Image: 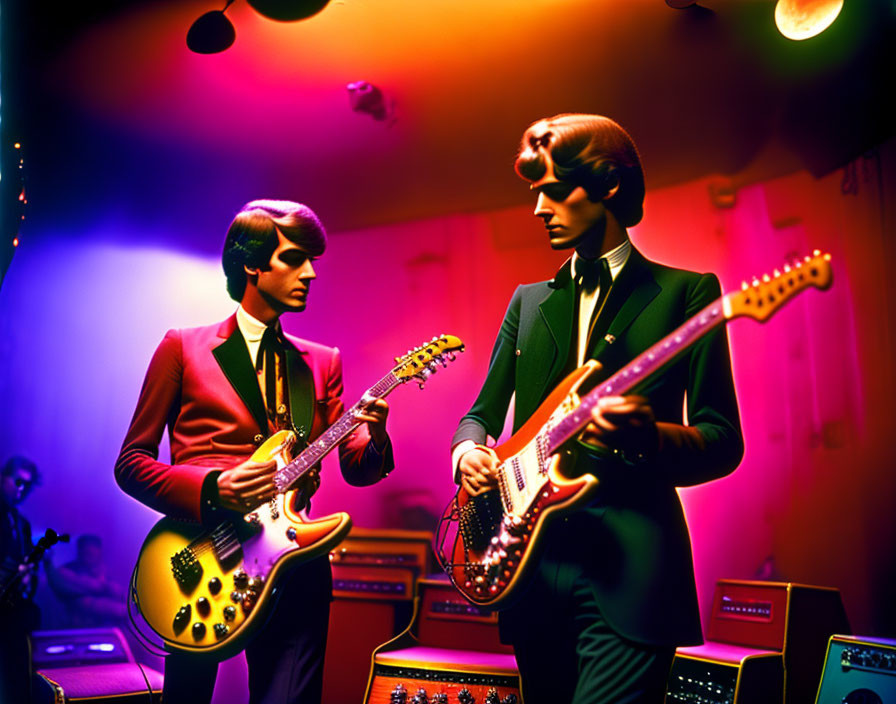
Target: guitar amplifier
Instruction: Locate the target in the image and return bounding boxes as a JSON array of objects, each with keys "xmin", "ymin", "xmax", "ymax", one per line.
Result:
[
  {"xmin": 666, "ymin": 579, "xmax": 850, "ymax": 704},
  {"xmin": 666, "ymin": 642, "xmax": 784, "ymax": 704},
  {"xmin": 323, "ymin": 529, "xmax": 432, "ymax": 704},
  {"xmin": 814, "ymin": 635, "xmax": 896, "ymax": 704},
  {"xmin": 365, "ymin": 577, "xmax": 522, "ymax": 704}
]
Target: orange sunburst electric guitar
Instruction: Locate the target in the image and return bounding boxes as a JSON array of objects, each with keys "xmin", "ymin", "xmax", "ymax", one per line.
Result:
[
  {"xmin": 437, "ymin": 253, "xmax": 832, "ymax": 609},
  {"xmin": 132, "ymin": 334, "xmax": 464, "ymax": 659}
]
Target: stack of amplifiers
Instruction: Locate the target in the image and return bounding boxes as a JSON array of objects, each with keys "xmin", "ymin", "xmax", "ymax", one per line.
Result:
[
  {"xmin": 365, "ymin": 576, "xmax": 522, "ymax": 704},
  {"xmin": 322, "ymin": 528, "xmax": 434, "ymax": 704},
  {"xmin": 815, "ymin": 635, "xmax": 896, "ymax": 704},
  {"xmin": 666, "ymin": 579, "xmax": 849, "ymax": 704}
]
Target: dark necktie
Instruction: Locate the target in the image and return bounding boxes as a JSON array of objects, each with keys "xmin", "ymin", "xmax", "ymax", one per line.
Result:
[
  {"xmin": 576, "ymin": 256, "xmax": 612, "ymax": 301},
  {"xmin": 257, "ymin": 324, "xmax": 288, "ymax": 429}
]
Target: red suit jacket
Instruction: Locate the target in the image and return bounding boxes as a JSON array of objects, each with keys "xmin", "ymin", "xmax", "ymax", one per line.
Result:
[{"xmin": 116, "ymin": 314, "xmax": 392, "ymax": 521}]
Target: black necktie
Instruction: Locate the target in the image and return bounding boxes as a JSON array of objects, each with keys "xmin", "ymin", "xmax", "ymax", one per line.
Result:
[{"xmin": 576, "ymin": 256, "xmax": 612, "ymax": 300}]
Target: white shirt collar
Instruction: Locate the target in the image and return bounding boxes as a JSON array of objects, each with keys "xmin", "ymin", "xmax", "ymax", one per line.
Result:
[
  {"xmin": 236, "ymin": 305, "xmax": 269, "ymax": 343},
  {"xmin": 571, "ymin": 237, "xmax": 631, "ymax": 283}
]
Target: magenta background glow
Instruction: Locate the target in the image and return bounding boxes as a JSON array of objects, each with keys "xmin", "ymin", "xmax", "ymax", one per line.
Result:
[{"xmin": 2, "ymin": 148, "xmax": 895, "ymax": 698}]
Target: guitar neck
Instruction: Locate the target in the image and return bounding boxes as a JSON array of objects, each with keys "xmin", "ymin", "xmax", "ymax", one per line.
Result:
[
  {"xmin": 274, "ymin": 371, "xmax": 401, "ymax": 492},
  {"xmin": 546, "ymin": 297, "xmax": 728, "ymax": 452}
]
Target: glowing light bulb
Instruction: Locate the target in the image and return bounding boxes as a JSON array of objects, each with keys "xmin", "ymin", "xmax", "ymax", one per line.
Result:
[{"xmin": 775, "ymin": 0, "xmax": 844, "ymax": 41}]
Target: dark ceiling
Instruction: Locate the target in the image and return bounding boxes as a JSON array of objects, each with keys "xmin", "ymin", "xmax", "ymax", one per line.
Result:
[{"xmin": 5, "ymin": 0, "xmax": 895, "ymax": 246}]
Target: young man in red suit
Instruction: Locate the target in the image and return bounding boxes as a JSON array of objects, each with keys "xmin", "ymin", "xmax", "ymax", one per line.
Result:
[{"xmin": 116, "ymin": 199, "xmax": 394, "ymax": 704}]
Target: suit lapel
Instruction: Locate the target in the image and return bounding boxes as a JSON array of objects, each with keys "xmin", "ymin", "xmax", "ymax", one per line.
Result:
[
  {"xmin": 212, "ymin": 325, "xmax": 269, "ymax": 436},
  {"xmin": 284, "ymin": 344, "xmax": 314, "ymax": 443},
  {"xmin": 537, "ymin": 260, "xmax": 576, "ymax": 394},
  {"xmin": 589, "ymin": 248, "xmax": 661, "ymax": 361}
]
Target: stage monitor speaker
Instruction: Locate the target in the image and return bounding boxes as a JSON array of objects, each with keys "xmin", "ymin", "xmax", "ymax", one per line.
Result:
[
  {"xmin": 815, "ymin": 635, "xmax": 896, "ymax": 704},
  {"xmin": 31, "ymin": 628, "xmax": 163, "ymax": 704}
]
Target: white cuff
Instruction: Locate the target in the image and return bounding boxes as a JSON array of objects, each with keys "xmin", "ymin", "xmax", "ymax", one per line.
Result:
[{"xmin": 451, "ymin": 440, "xmax": 480, "ymax": 484}]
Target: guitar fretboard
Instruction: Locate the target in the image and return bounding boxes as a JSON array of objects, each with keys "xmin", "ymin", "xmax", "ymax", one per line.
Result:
[
  {"xmin": 273, "ymin": 371, "xmax": 401, "ymax": 492},
  {"xmin": 545, "ymin": 298, "xmax": 727, "ymax": 453}
]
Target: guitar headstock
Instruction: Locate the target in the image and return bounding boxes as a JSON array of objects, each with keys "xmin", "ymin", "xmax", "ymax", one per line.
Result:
[
  {"xmin": 724, "ymin": 250, "xmax": 832, "ymax": 322},
  {"xmin": 394, "ymin": 334, "xmax": 465, "ymax": 387}
]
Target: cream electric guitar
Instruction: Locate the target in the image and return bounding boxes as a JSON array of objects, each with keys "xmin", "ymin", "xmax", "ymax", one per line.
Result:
[
  {"xmin": 132, "ymin": 335, "xmax": 463, "ymax": 658},
  {"xmin": 438, "ymin": 253, "xmax": 832, "ymax": 608}
]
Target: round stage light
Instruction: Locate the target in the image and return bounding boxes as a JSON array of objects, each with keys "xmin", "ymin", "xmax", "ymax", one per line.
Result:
[{"xmin": 775, "ymin": 0, "xmax": 845, "ymax": 41}]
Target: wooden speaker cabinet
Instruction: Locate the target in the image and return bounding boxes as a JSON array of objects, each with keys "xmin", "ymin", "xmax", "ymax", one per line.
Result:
[{"xmin": 322, "ymin": 529, "xmax": 432, "ymax": 704}]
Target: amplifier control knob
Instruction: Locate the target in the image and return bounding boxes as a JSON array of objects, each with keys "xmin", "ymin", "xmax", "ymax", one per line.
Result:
[
  {"xmin": 173, "ymin": 604, "xmax": 191, "ymax": 633},
  {"xmin": 501, "ymin": 696, "xmax": 517, "ymax": 704},
  {"xmin": 231, "ymin": 590, "xmax": 244, "ymax": 603},
  {"xmin": 485, "ymin": 688, "xmax": 500, "ymax": 704},
  {"xmin": 431, "ymin": 694, "xmax": 448, "ymax": 704},
  {"xmin": 410, "ymin": 688, "xmax": 428, "ymax": 704},
  {"xmin": 192, "ymin": 622, "xmax": 206, "ymax": 640},
  {"xmin": 233, "ymin": 570, "xmax": 249, "ymax": 588},
  {"xmin": 457, "ymin": 688, "xmax": 475, "ymax": 704},
  {"xmin": 213, "ymin": 623, "xmax": 229, "ymax": 638},
  {"xmin": 390, "ymin": 683, "xmax": 407, "ymax": 703},
  {"xmin": 208, "ymin": 577, "xmax": 222, "ymax": 595},
  {"xmin": 223, "ymin": 605, "xmax": 237, "ymax": 621}
]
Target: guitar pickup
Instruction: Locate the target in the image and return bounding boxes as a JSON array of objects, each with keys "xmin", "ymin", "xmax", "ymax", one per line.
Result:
[{"xmin": 170, "ymin": 548, "xmax": 203, "ymax": 589}]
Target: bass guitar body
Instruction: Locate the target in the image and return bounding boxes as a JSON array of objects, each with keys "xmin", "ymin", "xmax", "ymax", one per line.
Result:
[
  {"xmin": 444, "ymin": 362, "xmax": 602, "ymax": 609},
  {"xmin": 132, "ymin": 430, "xmax": 351, "ymax": 659}
]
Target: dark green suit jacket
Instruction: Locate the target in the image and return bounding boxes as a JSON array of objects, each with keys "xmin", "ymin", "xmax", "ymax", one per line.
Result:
[{"xmin": 453, "ymin": 247, "xmax": 743, "ymax": 646}]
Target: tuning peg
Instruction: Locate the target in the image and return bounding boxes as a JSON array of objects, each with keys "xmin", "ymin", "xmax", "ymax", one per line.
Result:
[
  {"xmin": 762, "ymin": 273, "xmax": 771, "ymax": 283},
  {"xmin": 752, "ymin": 277, "xmax": 760, "ymax": 287},
  {"xmin": 773, "ymin": 269, "xmax": 781, "ymax": 278},
  {"xmin": 784, "ymin": 264, "xmax": 791, "ymax": 273},
  {"xmin": 741, "ymin": 281, "xmax": 748, "ymax": 291},
  {"xmin": 805, "ymin": 254, "xmax": 812, "ymax": 262}
]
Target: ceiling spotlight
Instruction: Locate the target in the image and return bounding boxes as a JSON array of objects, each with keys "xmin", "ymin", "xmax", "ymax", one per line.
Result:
[
  {"xmin": 247, "ymin": 0, "xmax": 331, "ymax": 22},
  {"xmin": 775, "ymin": 0, "xmax": 844, "ymax": 40},
  {"xmin": 187, "ymin": 1, "xmax": 236, "ymax": 54}
]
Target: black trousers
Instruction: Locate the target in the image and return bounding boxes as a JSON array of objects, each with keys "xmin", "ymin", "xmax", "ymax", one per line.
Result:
[
  {"xmin": 501, "ymin": 558, "xmax": 676, "ymax": 704},
  {"xmin": 162, "ymin": 556, "xmax": 332, "ymax": 704}
]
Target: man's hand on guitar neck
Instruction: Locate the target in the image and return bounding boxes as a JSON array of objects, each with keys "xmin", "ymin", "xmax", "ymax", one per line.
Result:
[
  {"xmin": 216, "ymin": 457, "xmax": 278, "ymax": 512},
  {"xmin": 355, "ymin": 398, "xmax": 390, "ymax": 450},
  {"xmin": 458, "ymin": 446, "xmax": 500, "ymax": 496},
  {"xmin": 580, "ymin": 395, "xmax": 660, "ymax": 463}
]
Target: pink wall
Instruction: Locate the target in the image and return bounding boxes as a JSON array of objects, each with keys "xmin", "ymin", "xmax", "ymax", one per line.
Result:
[{"xmin": 1, "ymin": 143, "xmax": 893, "ymax": 644}]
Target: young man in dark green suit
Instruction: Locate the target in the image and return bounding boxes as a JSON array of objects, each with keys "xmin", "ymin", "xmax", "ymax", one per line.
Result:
[{"xmin": 452, "ymin": 114, "xmax": 744, "ymax": 703}]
